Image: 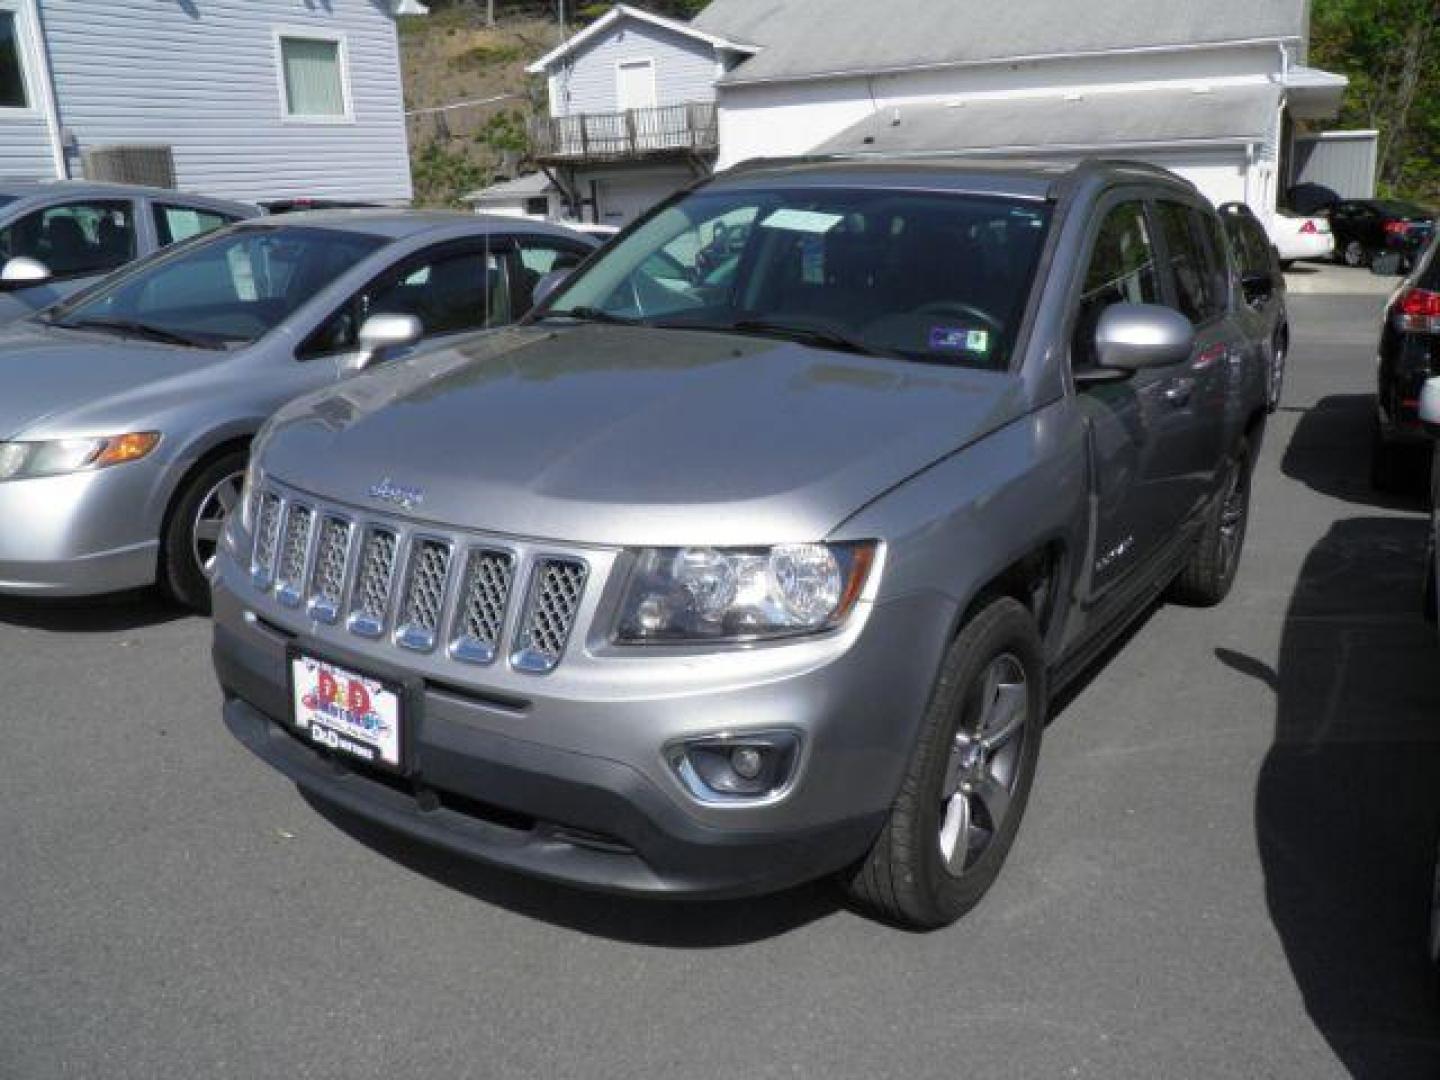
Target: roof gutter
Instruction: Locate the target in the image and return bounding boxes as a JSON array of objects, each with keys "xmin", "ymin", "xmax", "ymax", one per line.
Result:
[{"xmin": 718, "ymin": 34, "xmax": 1305, "ymax": 88}]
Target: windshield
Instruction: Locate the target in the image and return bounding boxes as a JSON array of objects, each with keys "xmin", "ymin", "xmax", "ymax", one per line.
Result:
[
  {"xmin": 542, "ymin": 187, "xmax": 1052, "ymax": 370},
  {"xmin": 1377, "ymin": 200, "xmax": 1432, "ymax": 219},
  {"xmin": 46, "ymin": 225, "xmax": 386, "ymax": 348}
]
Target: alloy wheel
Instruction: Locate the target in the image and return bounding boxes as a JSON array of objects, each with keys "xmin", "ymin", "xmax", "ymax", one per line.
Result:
[
  {"xmin": 1217, "ymin": 459, "xmax": 1248, "ymax": 579},
  {"xmin": 191, "ymin": 469, "xmax": 244, "ymax": 577},
  {"xmin": 937, "ymin": 653, "xmax": 1028, "ymax": 876},
  {"xmin": 1344, "ymin": 240, "xmax": 1365, "ymax": 268},
  {"xmin": 1270, "ymin": 338, "xmax": 1286, "ymax": 409}
]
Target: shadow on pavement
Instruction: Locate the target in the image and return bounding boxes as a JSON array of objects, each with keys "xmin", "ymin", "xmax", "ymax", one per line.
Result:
[
  {"xmin": 1280, "ymin": 393, "xmax": 1430, "ymax": 512},
  {"xmin": 1222, "ymin": 393, "xmax": 1440, "ymax": 1076},
  {"xmin": 306, "ymin": 794, "xmax": 844, "ymax": 947},
  {"xmin": 0, "ymin": 588, "xmax": 184, "ymax": 632}
]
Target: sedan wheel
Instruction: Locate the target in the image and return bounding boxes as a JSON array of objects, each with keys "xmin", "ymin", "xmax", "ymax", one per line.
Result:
[
  {"xmin": 1343, "ymin": 239, "xmax": 1368, "ymax": 268},
  {"xmin": 192, "ymin": 470, "xmax": 244, "ymax": 577}
]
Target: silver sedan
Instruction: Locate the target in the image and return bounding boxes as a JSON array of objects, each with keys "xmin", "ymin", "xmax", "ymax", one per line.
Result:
[{"xmin": 0, "ymin": 211, "xmax": 596, "ymax": 609}]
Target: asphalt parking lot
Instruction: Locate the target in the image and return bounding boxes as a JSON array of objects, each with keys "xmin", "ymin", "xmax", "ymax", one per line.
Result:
[{"xmin": 5, "ymin": 265, "xmax": 1439, "ymax": 1079}]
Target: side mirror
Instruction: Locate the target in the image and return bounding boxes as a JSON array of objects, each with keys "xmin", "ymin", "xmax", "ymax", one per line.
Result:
[
  {"xmin": 1420, "ymin": 376, "xmax": 1440, "ymax": 438},
  {"xmin": 1241, "ymin": 272, "xmax": 1273, "ymax": 305},
  {"xmin": 346, "ymin": 313, "xmax": 422, "ymax": 373},
  {"xmin": 1094, "ymin": 302, "xmax": 1196, "ymax": 371},
  {"xmin": 0, "ymin": 256, "xmax": 52, "ymax": 289},
  {"xmin": 531, "ymin": 269, "xmax": 571, "ymax": 311}
]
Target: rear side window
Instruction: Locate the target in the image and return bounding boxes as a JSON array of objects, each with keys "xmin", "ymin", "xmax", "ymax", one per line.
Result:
[
  {"xmin": 1072, "ymin": 201, "xmax": 1160, "ymax": 368},
  {"xmin": 1155, "ymin": 201, "xmax": 1224, "ymax": 324},
  {"xmin": 153, "ymin": 204, "xmax": 240, "ymax": 246},
  {"xmin": 1222, "ymin": 213, "xmax": 1273, "ymax": 279}
]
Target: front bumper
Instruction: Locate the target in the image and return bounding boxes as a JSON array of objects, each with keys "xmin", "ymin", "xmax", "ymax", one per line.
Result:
[
  {"xmin": 213, "ymin": 565, "xmax": 952, "ymax": 898},
  {"xmin": 0, "ymin": 467, "xmax": 161, "ymax": 596}
]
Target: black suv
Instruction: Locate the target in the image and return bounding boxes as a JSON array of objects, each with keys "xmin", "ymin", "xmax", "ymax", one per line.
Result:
[{"xmin": 1373, "ymin": 236, "xmax": 1440, "ymax": 488}]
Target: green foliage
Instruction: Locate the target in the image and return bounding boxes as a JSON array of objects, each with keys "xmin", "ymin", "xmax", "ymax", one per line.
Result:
[
  {"xmin": 1311, "ymin": 0, "xmax": 1440, "ymax": 203},
  {"xmin": 449, "ymin": 42, "xmax": 525, "ymax": 70},
  {"xmin": 476, "ymin": 109, "xmax": 530, "ymax": 153},
  {"xmin": 411, "ymin": 141, "xmax": 490, "ymax": 208}
]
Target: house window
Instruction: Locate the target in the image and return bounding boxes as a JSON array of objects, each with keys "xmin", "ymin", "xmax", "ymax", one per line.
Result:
[
  {"xmin": 0, "ymin": 10, "xmax": 30, "ymax": 110},
  {"xmin": 278, "ymin": 35, "xmax": 348, "ymax": 119}
]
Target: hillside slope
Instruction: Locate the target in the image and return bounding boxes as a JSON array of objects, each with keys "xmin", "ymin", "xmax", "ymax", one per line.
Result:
[{"xmin": 399, "ymin": 10, "xmax": 561, "ymax": 206}]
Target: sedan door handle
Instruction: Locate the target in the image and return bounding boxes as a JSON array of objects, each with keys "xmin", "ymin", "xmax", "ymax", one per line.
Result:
[{"xmin": 1163, "ymin": 378, "xmax": 1194, "ymax": 407}]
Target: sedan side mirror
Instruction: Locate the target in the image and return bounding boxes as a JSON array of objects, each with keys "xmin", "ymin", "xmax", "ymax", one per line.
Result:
[
  {"xmin": 346, "ymin": 313, "xmax": 422, "ymax": 373},
  {"xmin": 0, "ymin": 256, "xmax": 52, "ymax": 290},
  {"xmin": 1094, "ymin": 303, "xmax": 1196, "ymax": 371},
  {"xmin": 1420, "ymin": 376, "xmax": 1440, "ymax": 438},
  {"xmin": 531, "ymin": 270, "xmax": 571, "ymax": 311}
]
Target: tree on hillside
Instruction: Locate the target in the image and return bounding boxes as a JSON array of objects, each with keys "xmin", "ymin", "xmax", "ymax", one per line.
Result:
[{"xmin": 1311, "ymin": 0, "xmax": 1440, "ymax": 201}]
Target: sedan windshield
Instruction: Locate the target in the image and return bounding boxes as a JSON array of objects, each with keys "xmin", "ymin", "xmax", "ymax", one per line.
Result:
[
  {"xmin": 46, "ymin": 225, "xmax": 386, "ymax": 348},
  {"xmin": 542, "ymin": 187, "xmax": 1052, "ymax": 370}
]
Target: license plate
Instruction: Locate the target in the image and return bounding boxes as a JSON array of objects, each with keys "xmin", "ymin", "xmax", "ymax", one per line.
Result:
[{"xmin": 290, "ymin": 653, "xmax": 403, "ymax": 771}]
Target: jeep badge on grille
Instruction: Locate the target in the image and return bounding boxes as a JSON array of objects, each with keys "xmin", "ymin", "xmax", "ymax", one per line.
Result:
[{"xmin": 368, "ymin": 478, "xmax": 425, "ymax": 511}]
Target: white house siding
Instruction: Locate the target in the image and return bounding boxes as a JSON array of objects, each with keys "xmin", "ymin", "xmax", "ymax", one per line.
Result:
[
  {"xmin": 0, "ymin": 114, "xmax": 53, "ymax": 176},
  {"xmin": 549, "ymin": 17, "xmax": 718, "ymax": 119},
  {"xmin": 36, "ymin": 0, "xmax": 412, "ymax": 203}
]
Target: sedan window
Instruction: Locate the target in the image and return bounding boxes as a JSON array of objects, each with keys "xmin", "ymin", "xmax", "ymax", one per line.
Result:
[
  {"xmin": 152, "ymin": 203, "xmax": 242, "ymax": 246},
  {"xmin": 0, "ymin": 200, "xmax": 136, "ymax": 279},
  {"xmin": 47, "ymin": 226, "xmax": 385, "ymax": 348}
]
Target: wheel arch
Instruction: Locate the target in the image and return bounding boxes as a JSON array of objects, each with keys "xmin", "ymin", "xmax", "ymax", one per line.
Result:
[{"xmin": 155, "ymin": 431, "xmax": 256, "ymax": 578}]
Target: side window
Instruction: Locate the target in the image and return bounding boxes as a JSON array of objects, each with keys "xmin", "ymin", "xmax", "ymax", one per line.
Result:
[
  {"xmin": 514, "ymin": 238, "xmax": 589, "ymax": 315},
  {"xmin": 0, "ymin": 200, "xmax": 136, "ymax": 278},
  {"xmin": 301, "ymin": 244, "xmax": 511, "ymax": 359},
  {"xmin": 153, "ymin": 204, "xmax": 239, "ymax": 247},
  {"xmin": 1072, "ymin": 201, "xmax": 1161, "ymax": 369},
  {"xmin": 1155, "ymin": 201, "xmax": 1223, "ymax": 324}
]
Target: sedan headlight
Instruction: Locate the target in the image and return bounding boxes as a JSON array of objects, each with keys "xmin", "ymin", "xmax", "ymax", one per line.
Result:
[
  {"xmin": 614, "ymin": 542, "xmax": 878, "ymax": 644},
  {"xmin": 0, "ymin": 432, "xmax": 160, "ymax": 482}
]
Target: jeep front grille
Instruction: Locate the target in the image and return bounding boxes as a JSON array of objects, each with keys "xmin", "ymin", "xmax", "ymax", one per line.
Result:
[
  {"xmin": 247, "ymin": 485, "xmax": 589, "ymax": 673},
  {"xmin": 450, "ymin": 549, "xmax": 515, "ymax": 664},
  {"xmin": 349, "ymin": 528, "xmax": 399, "ymax": 638},
  {"xmin": 275, "ymin": 504, "xmax": 313, "ymax": 606},
  {"xmin": 307, "ymin": 516, "xmax": 352, "ymax": 623},
  {"xmin": 512, "ymin": 559, "xmax": 588, "ymax": 673},
  {"xmin": 395, "ymin": 538, "xmax": 453, "ymax": 652}
]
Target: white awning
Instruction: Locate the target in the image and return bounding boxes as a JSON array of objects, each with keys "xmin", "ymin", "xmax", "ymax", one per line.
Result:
[{"xmin": 1280, "ymin": 65, "xmax": 1348, "ymax": 120}]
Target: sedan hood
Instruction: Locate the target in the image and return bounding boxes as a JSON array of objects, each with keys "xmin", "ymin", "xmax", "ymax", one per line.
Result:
[
  {"xmin": 0, "ymin": 322, "xmax": 216, "ymax": 439},
  {"xmin": 263, "ymin": 325, "xmax": 1025, "ymax": 546}
]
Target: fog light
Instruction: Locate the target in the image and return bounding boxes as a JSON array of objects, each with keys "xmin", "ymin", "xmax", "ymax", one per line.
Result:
[
  {"xmin": 731, "ymin": 747, "xmax": 764, "ymax": 780},
  {"xmin": 668, "ymin": 731, "xmax": 801, "ymax": 804}
]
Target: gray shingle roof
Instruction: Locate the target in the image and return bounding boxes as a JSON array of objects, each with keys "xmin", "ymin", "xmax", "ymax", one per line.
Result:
[
  {"xmin": 811, "ymin": 84, "xmax": 1283, "ymax": 155},
  {"xmin": 693, "ymin": 0, "xmax": 1308, "ymax": 84}
]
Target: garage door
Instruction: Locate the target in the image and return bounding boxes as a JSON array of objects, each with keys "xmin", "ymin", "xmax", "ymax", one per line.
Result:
[{"xmin": 594, "ymin": 174, "xmax": 688, "ymax": 226}]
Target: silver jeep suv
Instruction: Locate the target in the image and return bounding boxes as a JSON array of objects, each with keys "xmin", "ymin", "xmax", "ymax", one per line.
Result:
[{"xmin": 214, "ymin": 158, "xmax": 1267, "ymax": 927}]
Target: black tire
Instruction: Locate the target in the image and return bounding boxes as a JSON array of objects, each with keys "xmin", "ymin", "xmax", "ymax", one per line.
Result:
[
  {"xmin": 159, "ymin": 449, "xmax": 248, "ymax": 614},
  {"xmin": 1170, "ymin": 440, "xmax": 1252, "ymax": 607},
  {"xmin": 843, "ymin": 597, "xmax": 1046, "ymax": 929},
  {"xmin": 1370, "ymin": 422, "xmax": 1407, "ymax": 493},
  {"xmin": 1268, "ymin": 330, "xmax": 1288, "ymax": 413}
]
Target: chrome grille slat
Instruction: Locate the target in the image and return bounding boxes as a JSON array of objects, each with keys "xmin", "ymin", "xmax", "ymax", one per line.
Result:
[
  {"xmin": 395, "ymin": 538, "xmax": 453, "ymax": 652},
  {"xmin": 449, "ymin": 549, "xmax": 515, "ymax": 665},
  {"xmin": 512, "ymin": 559, "xmax": 588, "ymax": 674},
  {"xmin": 250, "ymin": 491, "xmax": 284, "ymax": 588},
  {"xmin": 275, "ymin": 504, "xmax": 314, "ymax": 607},
  {"xmin": 307, "ymin": 516, "xmax": 352, "ymax": 624},
  {"xmin": 348, "ymin": 528, "xmax": 399, "ymax": 639}
]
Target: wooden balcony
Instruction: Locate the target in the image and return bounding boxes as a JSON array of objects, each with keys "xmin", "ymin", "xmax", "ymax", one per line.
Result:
[{"xmin": 532, "ymin": 102, "xmax": 718, "ymax": 165}]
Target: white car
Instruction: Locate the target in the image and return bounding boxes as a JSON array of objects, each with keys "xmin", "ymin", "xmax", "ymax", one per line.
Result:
[{"xmin": 1270, "ymin": 210, "xmax": 1334, "ymax": 266}]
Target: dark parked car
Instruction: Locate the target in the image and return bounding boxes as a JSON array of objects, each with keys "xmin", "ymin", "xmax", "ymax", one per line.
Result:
[
  {"xmin": 214, "ymin": 158, "xmax": 1269, "ymax": 928},
  {"xmin": 1327, "ymin": 198, "xmax": 1435, "ymax": 270},
  {"xmin": 1219, "ymin": 202, "xmax": 1290, "ymax": 411},
  {"xmin": 1371, "ymin": 238, "xmax": 1440, "ymax": 488}
]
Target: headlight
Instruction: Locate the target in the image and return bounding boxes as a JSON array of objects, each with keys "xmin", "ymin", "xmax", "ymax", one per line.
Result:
[
  {"xmin": 614, "ymin": 542, "xmax": 878, "ymax": 644},
  {"xmin": 0, "ymin": 432, "xmax": 160, "ymax": 482}
]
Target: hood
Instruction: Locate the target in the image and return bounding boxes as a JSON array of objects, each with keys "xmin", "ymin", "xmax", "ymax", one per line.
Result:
[
  {"xmin": 0, "ymin": 321, "xmax": 219, "ymax": 439},
  {"xmin": 262, "ymin": 324, "xmax": 1026, "ymax": 546}
]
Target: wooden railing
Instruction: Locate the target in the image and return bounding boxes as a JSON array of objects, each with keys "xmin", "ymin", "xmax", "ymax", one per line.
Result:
[{"xmin": 532, "ymin": 102, "xmax": 718, "ymax": 162}]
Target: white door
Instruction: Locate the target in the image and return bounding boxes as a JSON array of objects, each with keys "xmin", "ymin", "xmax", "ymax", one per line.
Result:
[{"xmin": 615, "ymin": 59, "xmax": 656, "ymax": 112}]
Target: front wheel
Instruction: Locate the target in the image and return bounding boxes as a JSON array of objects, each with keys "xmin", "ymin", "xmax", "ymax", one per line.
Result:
[
  {"xmin": 1268, "ymin": 332, "xmax": 1288, "ymax": 413},
  {"xmin": 159, "ymin": 449, "xmax": 248, "ymax": 614},
  {"xmin": 1342, "ymin": 239, "xmax": 1370, "ymax": 268},
  {"xmin": 1170, "ymin": 441, "xmax": 1252, "ymax": 607},
  {"xmin": 843, "ymin": 597, "xmax": 1046, "ymax": 929}
]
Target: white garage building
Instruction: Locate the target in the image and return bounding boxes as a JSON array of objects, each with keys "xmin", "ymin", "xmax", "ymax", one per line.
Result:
[{"xmin": 522, "ymin": 0, "xmax": 1352, "ymax": 227}]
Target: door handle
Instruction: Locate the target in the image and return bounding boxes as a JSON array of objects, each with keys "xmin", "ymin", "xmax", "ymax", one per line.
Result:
[{"xmin": 1163, "ymin": 378, "xmax": 1194, "ymax": 407}]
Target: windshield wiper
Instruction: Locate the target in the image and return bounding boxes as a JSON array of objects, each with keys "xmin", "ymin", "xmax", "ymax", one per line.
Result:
[
  {"xmin": 58, "ymin": 317, "xmax": 217, "ymax": 349},
  {"xmin": 685, "ymin": 317, "xmax": 901, "ymax": 361},
  {"xmin": 546, "ymin": 306, "xmax": 644, "ymax": 327}
]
